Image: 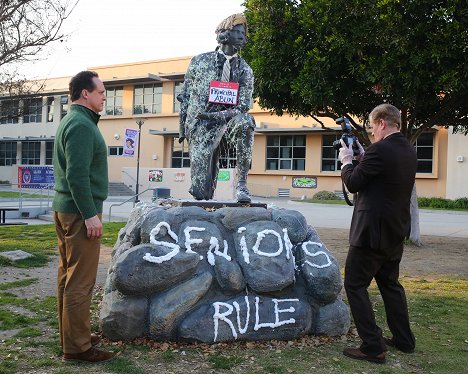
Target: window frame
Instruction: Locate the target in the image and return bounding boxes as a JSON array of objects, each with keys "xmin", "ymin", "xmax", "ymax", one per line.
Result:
[
  {"xmin": 0, "ymin": 141, "xmax": 17, "ymax": 166},
  {"xmin": 103, "ymin": 86, "xmax": 123, "ymax": 116},
  {"xmin": 21, "ymin": 141, "xmax": 41, "ymax": 165},
  {"xmin": 321, "ymin": 134, "xmax": 342, "ymax": 172},
  {"xmin": 133, "ymin": 83, "xmax": 163, "ymax": 115},
  {"xmin": 108, "ymin": 146, "xmax": 124, "ymax": 156},
  {"xmin": 265, "ymin": 135, "xmax": 306, "ymax": 171}
]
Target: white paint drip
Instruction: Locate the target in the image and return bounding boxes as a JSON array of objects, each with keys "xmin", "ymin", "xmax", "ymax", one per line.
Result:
[
  {"xmin": 233, "ymin": 296, "xmax": 250, "ymax": 334},
  {"xmin": 184, "ymin": 226, "xmax": 205, "ymax": 254},
  {"xmin": 282, "ymin": 228, "xmax": 294, "ymax": 260},
  {"xmin": 144, "ymin": 221, "xmax": 180, "ymax": 263},
  {"xmin": 254, "ymin": 297, "xmax": 298, "ymax": 331},
  {"xmin": 301, "ymin": 241, "xmax": 332, "ymax": 270},
  {"xmin": 213, "ymin": 302, "xmax": 237, "ymax": 341},
  {"xmin": 213, "ymin": 296, "xmax": 299, "ymax": 341}
]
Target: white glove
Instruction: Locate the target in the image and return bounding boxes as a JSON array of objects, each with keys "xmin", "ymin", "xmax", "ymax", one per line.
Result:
[
  {"xmin": 355, "ymin": 140, "xmax": 365, "ymax": 161},
  {"xmin": 338, "ymin": 139, "xmax": 353, "ymax": 167}
]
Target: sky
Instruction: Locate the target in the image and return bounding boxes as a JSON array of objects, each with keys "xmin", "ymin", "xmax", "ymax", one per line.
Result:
[{"xmin": 22, "ymin": 0, "xmax": 245, "ymax": 79}]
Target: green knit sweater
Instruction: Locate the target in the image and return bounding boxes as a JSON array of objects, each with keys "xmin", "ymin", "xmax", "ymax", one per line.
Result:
[{"xmin": 52, "ymin": 104, "xmax": 108, "ymax": 219}]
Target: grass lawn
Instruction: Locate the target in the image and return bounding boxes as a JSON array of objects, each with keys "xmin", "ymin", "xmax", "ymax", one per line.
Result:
[
  {"xmin": 0, "ymin": 191, "xmax": 51, "ymax": 198},
  {"xmin": 1, "ymin": 223, "xmax": 467, "ymax": 373}
]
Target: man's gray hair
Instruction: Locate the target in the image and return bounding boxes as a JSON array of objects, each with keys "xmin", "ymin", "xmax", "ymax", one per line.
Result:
[{"xmin": 369, "ymin": 103, "xmax": 401, "ymax": 128}]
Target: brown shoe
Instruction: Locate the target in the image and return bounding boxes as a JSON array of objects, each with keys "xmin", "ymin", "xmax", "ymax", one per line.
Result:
[
  {"xmin": 383, "ymin": 336, "xmax": 415, "ymax": 353},
  {"xmin": 63, "ymin": 347, "xmax": 118, "ymax": 363},
  {"xmin": 91, "ymin": 334, "xmax": 101, "ymax": 347},
  {"xmin": 343, "ymin": 347, "xmax": 386, "ymax": 364}
]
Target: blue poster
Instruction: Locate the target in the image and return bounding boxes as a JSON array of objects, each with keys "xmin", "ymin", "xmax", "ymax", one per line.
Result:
[{"xmin": 18, "ymin": 166, "xmax": 54, "ymax": 189}]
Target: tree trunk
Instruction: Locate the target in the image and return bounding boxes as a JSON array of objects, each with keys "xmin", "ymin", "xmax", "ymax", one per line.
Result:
[{"xmin": 408, "ymin": 183, "xmax": 423, "ymax": 246}]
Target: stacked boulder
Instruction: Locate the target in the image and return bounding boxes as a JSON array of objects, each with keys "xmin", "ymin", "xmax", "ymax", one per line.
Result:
[{"xmin": 100, "ymin": 203, "xmax": 350, "ymax": 343}]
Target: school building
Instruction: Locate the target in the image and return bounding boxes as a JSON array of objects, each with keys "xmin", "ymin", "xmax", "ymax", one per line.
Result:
[{"xmin": 0, "ymin": 56, "xmax": 467, "ymax": 200}]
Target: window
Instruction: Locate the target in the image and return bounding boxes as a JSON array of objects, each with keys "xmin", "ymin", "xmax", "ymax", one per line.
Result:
[
  {"xmin": 23, "ymin": 98, "xmax": 43, "ymax": 123},
  {"xmin": 173, "ymin": 81, "xmax": 184, "ymax": 113},
  {"xmin": 321, "ymin": 134, "xmax": 342, "ymax": 171},
  {"xmin": 60, "ymin": 96, "xmax": 68, "ymax": 119},
  {"xmin": 0, "ymin": 141, "xmax": 17, "ymax": 166},
  {"xmin": 104, "ymin": 87, "xmax": 123, "ymax": 115},
  {"xmin": 218, "ymin": 138, "xmax": 237, "ymax": 168},
  {"xmin": 172, "ymin": 138, "xmax": 190, "ymax": 167},
  {"xmin": 133, "ymin": 84, "xmax": 162, "ymax": 114},
  {"xmin": 266, "ymin": 135, "xmax": 306, "ymax": 170},
  {"xmin": 47, "ymin": 97, "xmax": 55, "ymax": 122},
  {"xmin": 45, "ymin": 141, "xmax": 54, "ymax": 165},
  {"xmin": 21, "ymin": 141, "xmax": 41, "ymax": 165},
  {"xmin": 0, "ymin": 99, "xmax": 19, "ymax": 124},
  {"xmin": 171, "ymin": 137, "xmax": 238, "ymax": 168},
  {"xmin": 108, "ymin": 146, "xmax": 123, "ymax": 156},
  {"xmin": 415, "ymin": 132, "xmax": 434, "ymax": 173}
]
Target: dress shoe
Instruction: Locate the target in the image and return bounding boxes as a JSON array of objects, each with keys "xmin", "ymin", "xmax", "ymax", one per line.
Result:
[
  {"xmin": 91, "ymin": 334, "xmax": 101, "ymax": 347},
  {"xmin": 343, "ymin": 347, "xmax": 386, "ymax": 364},
  {"xmin": 383, "ymin": 336, "xmax": 415, "ymax": 353},
  {"xmin": 63, "ymin": 347, "xmax": 118, "ymax": 363}
]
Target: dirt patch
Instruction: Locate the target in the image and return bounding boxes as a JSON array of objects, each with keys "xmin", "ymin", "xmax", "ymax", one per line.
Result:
[{"xmin": 315, "ymin": 228, "xmax": 468, "ymax": 278}]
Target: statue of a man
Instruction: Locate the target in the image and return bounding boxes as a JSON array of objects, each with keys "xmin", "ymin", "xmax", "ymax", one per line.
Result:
[{"xmin": 177, "ymin": 13, "xmax": 255, "ymax": 203}]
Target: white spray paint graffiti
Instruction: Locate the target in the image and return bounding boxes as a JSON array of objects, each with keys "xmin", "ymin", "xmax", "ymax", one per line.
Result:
[
  {"xmin": 238, "ymin": 227, "xmax": 294, "ymax": 265},
  {"xmin": 213, "ymin": 296, "xmax": 299, "ymax": 341},
  {"xmin": 143, "ymin": 222, "xmax": 180, "ymax": 264},
  {"xmin": 300, "ymin": 241, "xmax": 332, "ymax": 276},
  {"xmin": 143, "ymin": 222, "xmax": 295, "ymax": 267}
]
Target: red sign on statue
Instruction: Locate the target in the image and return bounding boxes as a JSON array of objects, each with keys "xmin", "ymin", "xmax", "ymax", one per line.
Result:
[{"xmin": 208, "ymin": 81, "xmax": 239, "ymax": 105}]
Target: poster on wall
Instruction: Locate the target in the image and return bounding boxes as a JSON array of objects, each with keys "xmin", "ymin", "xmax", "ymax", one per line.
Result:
[
  {"xmin": 123, "ymin": 128, "xmax": 138, "ymax": 157},
  {"xmin": 17, "ymin": 166, "xmax": 54, "ymax": 189},
  {"xmin": 217, "ymin": 170, "xmax": 231, "ymax": 181},
  {"xmin": 149, "ymin": 169, "xmax": 163, "ymax": 182},
  {"xmin": 174, "ymin": 172, "xmax": 185, "ymax": 182},
  {"xmin": 292, "ymin": 176, "xmax": 317, "ymax": 189}
]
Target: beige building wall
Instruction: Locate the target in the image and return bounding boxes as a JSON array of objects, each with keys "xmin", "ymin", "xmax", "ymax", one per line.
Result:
[
  {"xmin": 1, "ymin": 56, "xmax": 460, "ymax": 200},
  {"xmin": 446, "ymin": 131, "xmax": 468, "ymax": 199}
]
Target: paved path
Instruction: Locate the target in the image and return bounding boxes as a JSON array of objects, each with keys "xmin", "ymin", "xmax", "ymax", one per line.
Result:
[{"xmin": 2, "ymin": 196, "xmax": 468, "ymax": 238}]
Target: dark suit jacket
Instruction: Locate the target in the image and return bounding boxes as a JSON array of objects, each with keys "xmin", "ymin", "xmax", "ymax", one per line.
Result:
[{"xmin": 341, "ymin": 132, "xmax": 417, "ymax": 249}]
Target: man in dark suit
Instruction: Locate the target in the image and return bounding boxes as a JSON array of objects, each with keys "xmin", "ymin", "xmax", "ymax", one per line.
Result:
[{"xmin": 338, "ymin": 103, "xmax": 417, "ymax": 364}]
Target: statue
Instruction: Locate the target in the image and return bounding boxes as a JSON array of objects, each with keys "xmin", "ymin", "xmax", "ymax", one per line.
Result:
[{"xmin": 177, "ymin": 14, "xmax": 255, "ymax": 203}]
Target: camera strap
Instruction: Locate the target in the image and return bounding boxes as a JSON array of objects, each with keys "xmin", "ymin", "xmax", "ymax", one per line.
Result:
[{"xmin": 342, "ymin": 180, "xmax": 355, "ymax": 206}]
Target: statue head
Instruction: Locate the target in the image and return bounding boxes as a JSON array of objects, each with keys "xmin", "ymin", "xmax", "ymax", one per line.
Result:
[{"xmin": 215, "ymin": 13, "xmax": 248, "ymax": 51}]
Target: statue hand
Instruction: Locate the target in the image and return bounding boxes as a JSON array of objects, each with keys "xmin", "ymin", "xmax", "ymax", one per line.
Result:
[{"xmin": 197, "ymin": 112, "xmax": 217, "ymax": 121}]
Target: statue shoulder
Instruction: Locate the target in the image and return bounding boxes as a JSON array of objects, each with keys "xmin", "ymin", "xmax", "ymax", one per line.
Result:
[{"xmin": 191, "ymin": 51, "xmax": 217, "ymax": 64}]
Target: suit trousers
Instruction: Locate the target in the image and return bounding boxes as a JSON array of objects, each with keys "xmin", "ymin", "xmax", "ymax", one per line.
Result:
[
  {"xmin": 54, "ymin": 212, "xmax": 101, "ymax": 354},
  {"xmin": 344, "ymin": 244, "xmax": 415, "ymax": 355}
]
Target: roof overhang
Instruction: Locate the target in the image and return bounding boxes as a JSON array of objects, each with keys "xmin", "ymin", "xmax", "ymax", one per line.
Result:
[
  {"xmin": 103, "ymin": 73, "xmax": 169, "ymax": 86},
  {"xmin": 1, "ymin": 136, "xmax": 55, "ymax": 141},
  {"xmin": 149, "ymin": 129, "xmax": 179, "ymax": 136},
  {"xmin": 254, "ymin": 126, "xmax": 341, "ymax": 133}
]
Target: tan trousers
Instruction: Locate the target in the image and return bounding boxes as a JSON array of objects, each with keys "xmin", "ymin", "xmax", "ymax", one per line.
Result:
[{"xmin": 54, "ymin": 212, "xmax": 101, "ymax": 354}]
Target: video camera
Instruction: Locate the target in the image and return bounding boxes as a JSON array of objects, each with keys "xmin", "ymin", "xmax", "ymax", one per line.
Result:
[{"xmin": 332, "ymin": 117, "xmax": 360, "ymax": 156}]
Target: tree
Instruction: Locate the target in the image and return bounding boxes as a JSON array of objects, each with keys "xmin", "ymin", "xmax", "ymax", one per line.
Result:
[
  {"xmin": 243, "ymin": 0, "xmax": 468, "ymax": 144},
  {"xmin": 0, "ymin": 0, "xmax": 78, "ymax": 121},
  {"xmin": 243, "ymin": 0, "xmax": 467, "ymax": 245}
]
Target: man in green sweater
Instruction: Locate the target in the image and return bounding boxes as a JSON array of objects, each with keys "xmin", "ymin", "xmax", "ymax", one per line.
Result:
[{"xmin": 53, "ymin": 71, "xmax": 116, "ymax": 363}]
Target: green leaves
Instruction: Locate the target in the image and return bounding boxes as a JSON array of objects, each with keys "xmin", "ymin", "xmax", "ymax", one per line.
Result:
[{"xmin": 244, "ymin": 0, "xmax": 468, "ymax": 137}]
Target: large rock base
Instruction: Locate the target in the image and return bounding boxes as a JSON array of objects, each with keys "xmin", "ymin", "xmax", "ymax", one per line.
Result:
[{"xmin": 100, "ymin": 202, "xmax": 350, "ymax": 343}]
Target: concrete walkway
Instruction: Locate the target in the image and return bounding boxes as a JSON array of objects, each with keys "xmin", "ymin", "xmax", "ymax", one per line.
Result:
[{"xmin": 2, "ymin": 196, "xmax": 468, "ymax": 238}]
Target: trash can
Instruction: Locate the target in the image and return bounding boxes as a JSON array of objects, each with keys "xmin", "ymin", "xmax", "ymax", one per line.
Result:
[{"xmin": 153, "ymin": 187, "xmax": 171, "ymax": 200}]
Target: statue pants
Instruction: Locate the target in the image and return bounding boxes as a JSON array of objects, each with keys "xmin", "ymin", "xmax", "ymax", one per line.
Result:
[{"xmin": 188, "ymin": 113, "xmax": 254, "ymax": 200}]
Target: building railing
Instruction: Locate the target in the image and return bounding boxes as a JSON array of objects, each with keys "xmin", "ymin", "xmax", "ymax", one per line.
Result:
[{"xmin": 108, "ymin": 188, "xmax": 155, "ymax": 222}]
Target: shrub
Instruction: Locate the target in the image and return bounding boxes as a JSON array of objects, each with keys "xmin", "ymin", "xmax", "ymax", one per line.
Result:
[
  {"xmin": 417, "ymin": 197, "xmax": 468, "ymax": 210},
  {"xmin": 312, "ymin": 190, "xmax": 341, "ymax": 200}
]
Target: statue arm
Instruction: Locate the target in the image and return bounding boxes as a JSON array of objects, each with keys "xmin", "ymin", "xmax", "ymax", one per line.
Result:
[{"xmin": 197, "ymin": 63, "xmax": 254, "ymax": 123}]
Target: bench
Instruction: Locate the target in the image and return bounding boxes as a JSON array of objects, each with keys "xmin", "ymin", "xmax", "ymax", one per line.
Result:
[{"xmin": 0, "ymin": 208, "xmax": 28, "ymax": 226}]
